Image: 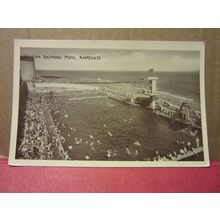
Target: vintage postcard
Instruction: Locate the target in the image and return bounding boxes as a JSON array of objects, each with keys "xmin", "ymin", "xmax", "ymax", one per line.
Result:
[{"xmin": 9, "ymin": 40, "xmax": 209, "ymax": 167}]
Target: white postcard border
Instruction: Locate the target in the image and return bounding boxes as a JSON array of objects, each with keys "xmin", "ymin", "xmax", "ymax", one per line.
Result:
[{"xmin": 9, "ymin": 40, "xmax": 209, "ymax": 167}]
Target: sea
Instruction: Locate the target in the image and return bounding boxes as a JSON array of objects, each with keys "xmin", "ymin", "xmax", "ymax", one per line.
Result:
[{"xmin": 41, "ymin": 70, "xmax": 202, "ymax": 161}]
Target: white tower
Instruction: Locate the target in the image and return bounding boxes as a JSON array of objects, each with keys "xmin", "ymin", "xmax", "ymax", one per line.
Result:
[{"xmin": 148, "ymin": 77, "xmax": 158, "ymax": 95}]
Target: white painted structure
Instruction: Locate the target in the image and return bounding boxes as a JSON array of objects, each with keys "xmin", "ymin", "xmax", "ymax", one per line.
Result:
[
  {"xmin": 148, "ymin": 77, "xmax": 158, "ymax": 95},
  {"xmin": 33, "ymin": 82, "xmax": 99, "ymax": 93}
]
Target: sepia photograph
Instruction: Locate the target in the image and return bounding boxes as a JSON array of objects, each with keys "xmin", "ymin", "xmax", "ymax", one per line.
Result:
[{"xmin": 9, "ymin": 40, "xmax": 209, "ymax": 167}]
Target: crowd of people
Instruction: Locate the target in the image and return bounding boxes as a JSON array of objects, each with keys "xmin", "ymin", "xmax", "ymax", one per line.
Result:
[
  {"xmin": 152, "ymin": 137, "xmax": 202, "ymax": 161},
  {"xmin": 49, "ymin": 124, "xmax": 71, "ymax": 160},
  {"xmin": 17, "ymin": 95, "xmax": 54, "ymax": 160}
]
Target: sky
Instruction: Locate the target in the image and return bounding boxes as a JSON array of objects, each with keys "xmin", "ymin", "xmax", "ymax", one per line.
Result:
[{"xmin": 21, "ymin": 48, "xmax": 200, "ymax": 72}]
